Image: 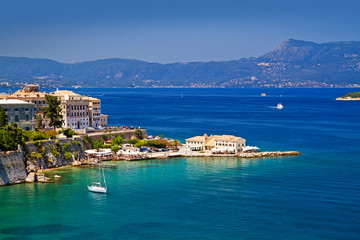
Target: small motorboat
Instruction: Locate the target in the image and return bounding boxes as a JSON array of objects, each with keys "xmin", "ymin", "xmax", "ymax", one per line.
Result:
[
  {"xmin": 88, "ymin": 182, "xmax": 107, "ymax": 194},
  {"xmin": 276, "ymin": 103, "xmax": 284, "ymax": 109}
]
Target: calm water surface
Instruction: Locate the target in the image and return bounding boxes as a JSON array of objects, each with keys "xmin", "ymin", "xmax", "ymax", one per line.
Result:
[{"xmin": 0, "ymin": 88, "xmax": 360, "ymax": 239}]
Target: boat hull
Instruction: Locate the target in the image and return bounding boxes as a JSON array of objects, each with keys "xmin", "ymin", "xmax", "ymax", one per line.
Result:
[{"xmin": 87, "ymin": 185, "xmax": 107, "ymax": 194}]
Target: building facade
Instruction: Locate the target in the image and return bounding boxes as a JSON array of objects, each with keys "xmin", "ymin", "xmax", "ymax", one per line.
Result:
[
  {"xmin": 8, "ymin": 84, "xmax": 47, "ymax": 116},
  {"xmin": 186, "ymin": 134, "xmax": 246, "ymax": 153},
  {"xmin": 0, "ymin": 99, "xmax": 36, "ymax": 130},
  {"xmin": 50, "ymin": 90, "xmax": 90, "ymax": 129},
  {"xmin": 84, "ymin": 97, "xmax": 102, "ymax": 127},
  {"xmin": 100, "ymin": 114, "xmax": 108, "ymax": 127}
]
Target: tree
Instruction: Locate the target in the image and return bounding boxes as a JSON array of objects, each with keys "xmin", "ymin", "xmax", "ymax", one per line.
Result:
[
  {"xmin": 135, "ymin": 128, "xmax": 143, "ymax": 139},
  {"xmin": 172, "ymin": 139, "xmax": 181, "ymax": 150},
  {"xmin": 113, "ymin": 135, "xmax": 125, "ymax": 146},
  {"xmin": 93, "ymin": 139, "xmax": 104, "ymax": 152},
  {"xmin": 0, "ymin": 123, "xmax": 25, "ymax": 151},
  {"xmin": 127, "ymin": 139, "xmax": 139, "ymax": 145},
  {"xmin": 43, "ymin": 95, "xmax": 63, "ymax": 130},
  {"xmin": 35, "ymin": 114, "xmax": 43, "ymax": 130},
  {"xmin": 0, "ymin": 106, "xmax": 6, "ymax": 128},
  {"xmin": 134, "ymin": 140, "xmax": 149, "ymax": 148},
  {"xmin": 63, "ymin": 129, "xmax": 76, "ymax": 138},
  {"xmin": 111, "ymin": 144, "xmax": 120, "ymax": 154}
]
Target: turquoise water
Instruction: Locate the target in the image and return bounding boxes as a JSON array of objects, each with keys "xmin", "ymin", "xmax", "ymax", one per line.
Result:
[{"xmin": 1, "ymin": 88, "xmax": 360, "ymax": 239}]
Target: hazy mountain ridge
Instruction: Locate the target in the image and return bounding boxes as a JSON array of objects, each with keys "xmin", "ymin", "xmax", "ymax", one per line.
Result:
[{"xmin": 1, "ymin": 39, "xmax": 360, "ymax": 88}]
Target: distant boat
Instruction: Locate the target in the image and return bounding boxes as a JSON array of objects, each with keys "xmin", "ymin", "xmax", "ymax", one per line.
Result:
[
  {"xmin": 261, "ymin": 93, "xmax": 266, "ymax": 96},
  {"xmin": 88, "ymin": 163, "xmax": 107, "ymax": 194},
  {"xmin": 276, "ymin": 103, "xmax": 284, "ymax": 109},
  {"xmin": 181, "ymin": 93, "xmax": 184, "ymax": 98}
]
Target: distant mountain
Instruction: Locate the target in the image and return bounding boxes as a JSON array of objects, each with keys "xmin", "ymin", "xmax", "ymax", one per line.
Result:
[{"xmin": 1, "ymin": 39, "xmax": 360, "ymax": 88}]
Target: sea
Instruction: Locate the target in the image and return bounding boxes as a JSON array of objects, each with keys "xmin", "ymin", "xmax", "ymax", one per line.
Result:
[{"xmin": 0, "ymin": 88, "xmax": 360, "ymax": 239}]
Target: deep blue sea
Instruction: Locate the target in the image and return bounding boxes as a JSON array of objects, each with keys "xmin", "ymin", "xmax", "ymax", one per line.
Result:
[{"xmin": 0, "ymin": 88, "xmax": 360, "ymax": 239}]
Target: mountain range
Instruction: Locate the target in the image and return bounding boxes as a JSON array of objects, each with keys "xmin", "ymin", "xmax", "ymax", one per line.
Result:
[{"xmin": 1, "ymin": 39, "xmax": 360, "ymax": 88}]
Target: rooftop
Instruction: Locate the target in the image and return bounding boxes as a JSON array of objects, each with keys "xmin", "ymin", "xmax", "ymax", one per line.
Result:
[{"xmin": 0, "ymin": 99, "xmax": 34, "ymax": 105}]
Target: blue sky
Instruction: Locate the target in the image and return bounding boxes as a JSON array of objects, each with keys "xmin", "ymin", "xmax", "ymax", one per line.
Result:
[{"xmin": 0, "ymin": 0, "xmax": 359, "ymax": 63}]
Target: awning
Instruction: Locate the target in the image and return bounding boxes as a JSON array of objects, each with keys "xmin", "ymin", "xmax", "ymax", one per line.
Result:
[{"xmin": 242, "ymin": 146, "xmax": 260, "ymax": 152}]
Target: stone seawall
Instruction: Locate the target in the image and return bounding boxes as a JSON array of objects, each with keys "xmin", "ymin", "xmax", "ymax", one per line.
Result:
[
  {"xmin": 0, "ymin": 151, "xmax": 27, "ymax": 186},
  {"xmin": 87, "ymin": 129, "xmax": 148, "ymax": 140}
]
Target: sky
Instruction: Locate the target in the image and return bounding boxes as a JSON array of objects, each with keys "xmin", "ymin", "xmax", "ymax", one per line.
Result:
[{"xmin": 0, "ymin": 0, "xmax": 359, "ymax": 63}]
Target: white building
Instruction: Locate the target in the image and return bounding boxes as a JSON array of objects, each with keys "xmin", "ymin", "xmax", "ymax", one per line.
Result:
[
  {"xmin": 186, "ymin": 134, "xmax": 246, "ymax": 154},
  {"xmin": 50, "ymin": 90, "xmax": 90, "ymax": 129}
]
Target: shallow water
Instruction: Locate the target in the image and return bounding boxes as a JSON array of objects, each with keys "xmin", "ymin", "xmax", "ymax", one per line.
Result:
[{"xmin": 0, "ymin": 88, "xmax": 360, "ymax": 239}]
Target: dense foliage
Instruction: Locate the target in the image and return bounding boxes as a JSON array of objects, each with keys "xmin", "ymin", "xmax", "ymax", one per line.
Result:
[
  {"xmin": 0, "ymin": 123, "xmax": 25, "ymax": 151},
  {"xmin": 60, "ymin": 129, "xmax": 77, "ymax": 138},
  {"xmin": 0, "ymin": 106, "xmax": 6, "ymax": 128},
  {"xmin": 135, "ymin": 128, "xmax": 143, "ymax": 139}
]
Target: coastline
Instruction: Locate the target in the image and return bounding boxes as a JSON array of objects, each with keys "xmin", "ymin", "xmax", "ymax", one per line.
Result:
[{"xmin": 336, "ymin": 97, "xmax": 360, "ymax": 101}]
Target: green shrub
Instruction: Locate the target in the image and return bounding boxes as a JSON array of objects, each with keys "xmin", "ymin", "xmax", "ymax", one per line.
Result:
[
  {"xmin": 71, "ymin": 140, "xmax": 81, "ymax": 146},
  {"xmin": 64, "ymin": 152, "xmax": 72, "ymax": 160},
  {"xmin": 127, "ymin": 139, "xmax": 139, "ymax": 145},
  {"xmin": 63, "ymin": 129, "xmax": 76, "ymax": 138},
  {"xmin": 30, "ymin": 151, "xmax": 37, "ymax": 159},
  {"xmin": 44, "ymin": 130, "xmax": 57, "ymax": 139}
]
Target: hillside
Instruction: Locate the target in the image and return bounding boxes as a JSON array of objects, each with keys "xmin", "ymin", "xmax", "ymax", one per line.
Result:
[{"xmin": 1, "ymin": 39, "xmax": 360, "ymax": 88}]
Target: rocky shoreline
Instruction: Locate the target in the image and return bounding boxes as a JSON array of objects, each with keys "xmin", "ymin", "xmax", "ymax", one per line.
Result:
[{"xmin": 336, "ymin": 97, "xmax": 360, "ymax": 101}]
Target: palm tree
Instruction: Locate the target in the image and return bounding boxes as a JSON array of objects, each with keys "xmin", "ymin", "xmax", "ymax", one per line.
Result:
[{"xmin": 172, "ymin": 139, "xmax": 181, "ymax": 150}]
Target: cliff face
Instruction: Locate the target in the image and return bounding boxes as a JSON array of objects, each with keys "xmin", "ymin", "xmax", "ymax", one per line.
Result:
[
  {"xmin": 0, "ymin": 139, "xmax": 85, "ymax": 186},
  {"xmin": 24, "ymin": 139, "xmax": 86, "ymax": 172},
  {"xmin": 0, "ymin": 151, "xmax": 27, "ymax": 186}
]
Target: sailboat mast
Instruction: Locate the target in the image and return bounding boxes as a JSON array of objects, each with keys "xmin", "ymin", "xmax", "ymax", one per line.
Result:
[{"xmin": 102, "ymin": 165, "xmax": 107, "ymax": 189}]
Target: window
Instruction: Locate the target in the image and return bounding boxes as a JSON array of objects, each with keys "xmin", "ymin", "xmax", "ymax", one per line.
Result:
[
  {"xmin": 25, "ymin": 115, "xmax": 29, "ymax": 121},
  {"xmin": 15, "ymin": 115, "xmax": 19, "ymax": 122},
  {"xmin": 25, "ymin": 108, "xmax": 29, "ymax": 111},
  {"xmin": 15, "ymin": 108, "xmax": 18, "ymax": 111}
]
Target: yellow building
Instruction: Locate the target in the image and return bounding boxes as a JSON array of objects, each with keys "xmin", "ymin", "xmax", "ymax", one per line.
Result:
[
  {"xmin": 8, "ymin": 84, "xmax": 47, "ymax": 116},
  {"xmin": 100, "ymin": 114, "xmax": 108, "ymax": 127},
  {"xmin": 186, "ymin": 134, "xmax": 246, "ymax": 153}
]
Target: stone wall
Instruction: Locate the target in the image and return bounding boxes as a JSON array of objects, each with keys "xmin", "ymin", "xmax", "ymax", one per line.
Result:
[
  {"xmin": 0, "ymin": 151, "xmax": 27, "ymax": 186},
  {"xmin": 87, "ymin": 129, "xmax": 148, "ymax": 141}
]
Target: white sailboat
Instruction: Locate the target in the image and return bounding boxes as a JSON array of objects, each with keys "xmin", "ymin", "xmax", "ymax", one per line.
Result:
[
  {"xmin": 88, "ymin": 163, "xmax": 107, "ymax": 194},
  {"xmin": 276, "ymin": 103, "xmax": 284, "ymax": 109}
]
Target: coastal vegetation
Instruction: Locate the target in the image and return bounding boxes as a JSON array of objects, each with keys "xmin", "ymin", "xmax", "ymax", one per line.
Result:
[{"xmin": 338, "ymin": 92, "xmax": 360, "ymax": 99}]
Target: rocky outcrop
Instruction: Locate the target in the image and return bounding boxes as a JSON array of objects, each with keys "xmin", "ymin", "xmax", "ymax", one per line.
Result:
[
  {"xmin": 238, "ymin": 151, "xmax": 301, "ymax": 158},
  {"xmin": 23, "ymin": 139, "xmax": 86, "ymax": 172},
  {"xmin": 0, "ymin": 138, "xmax": 86, "ymax": 186},
  {"xmin": 0, "ymin": 151, "xmax": 27, "ymax": 186}
]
